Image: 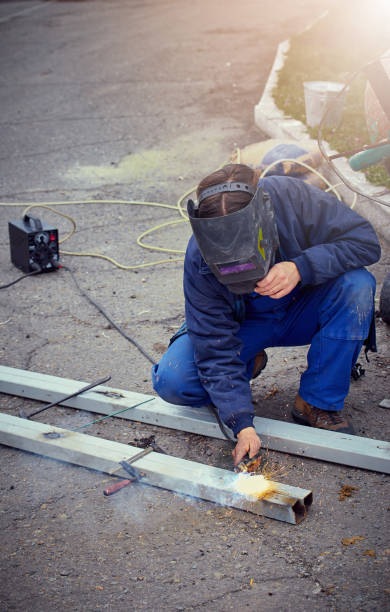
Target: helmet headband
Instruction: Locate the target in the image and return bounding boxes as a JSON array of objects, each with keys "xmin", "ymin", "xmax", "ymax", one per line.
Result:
[{"xmin": 198, "ymin": 182, "xmax": 256, "ymax": 204}]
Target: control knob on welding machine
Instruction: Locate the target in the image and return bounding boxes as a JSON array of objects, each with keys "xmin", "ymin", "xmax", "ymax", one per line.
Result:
[{"xmin": 34, "ymin": 232, "xmax": 49, "ymax": 245}]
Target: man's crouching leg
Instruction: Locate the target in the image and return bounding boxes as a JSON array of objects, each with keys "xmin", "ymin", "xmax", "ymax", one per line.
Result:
[{"xmin": 293, "ymin": 268, "xmax": 376, "ymax": 434}]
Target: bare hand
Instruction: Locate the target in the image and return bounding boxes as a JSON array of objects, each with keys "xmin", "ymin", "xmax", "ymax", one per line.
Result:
[
  {"xmin": 254, "ymin": 262, "xmax": 301, "ymax": 299},
  {"xmin": 232, "ymin": 427, "xmax": 261, "ymax": 467}
]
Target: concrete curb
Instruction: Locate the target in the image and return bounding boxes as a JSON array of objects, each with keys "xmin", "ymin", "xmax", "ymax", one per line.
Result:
[{"xmin": 254, "ymin": 39, "xmax": 390, "ymax": 244}]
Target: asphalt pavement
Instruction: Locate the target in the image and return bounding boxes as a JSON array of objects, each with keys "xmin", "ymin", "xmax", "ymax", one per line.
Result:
[{"xmin": 0, "ymin": 1, "xmax": 389, "ymax": 610}]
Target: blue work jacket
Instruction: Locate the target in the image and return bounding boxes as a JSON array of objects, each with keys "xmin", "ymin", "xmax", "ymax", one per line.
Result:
[{"xmin": 183, "ymin": 176, "xmax": 381, "ymax": 434}]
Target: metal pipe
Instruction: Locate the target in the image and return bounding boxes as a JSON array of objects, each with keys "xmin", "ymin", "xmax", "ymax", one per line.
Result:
[{"xmin": 0, "ymin": 413, "xmax": 313, "ymax": 524}]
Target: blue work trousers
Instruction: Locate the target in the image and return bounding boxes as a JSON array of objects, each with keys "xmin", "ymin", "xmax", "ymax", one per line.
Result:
[{"xmin": 152, "ymin": 269, "xmax": 376, "ymax": 412}]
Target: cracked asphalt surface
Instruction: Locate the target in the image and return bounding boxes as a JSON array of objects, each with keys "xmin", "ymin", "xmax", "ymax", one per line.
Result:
[{"xmin": 0, "ymin": 0, "xmax": 389, "ymax": 610}]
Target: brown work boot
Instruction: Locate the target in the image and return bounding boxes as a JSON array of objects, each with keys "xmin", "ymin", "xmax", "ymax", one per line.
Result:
[
  {"xmin": 292, "ymin": 394, "xmax": 354, "ymax": 434},
  {"xmin": 251, "ymin": 350, "xmax": 268, "ymax": 380}
]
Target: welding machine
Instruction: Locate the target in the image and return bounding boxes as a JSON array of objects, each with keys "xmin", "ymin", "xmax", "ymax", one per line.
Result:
[{"xmin": 8, "ymin": 215, "xmax": 59, "ymax": 273}]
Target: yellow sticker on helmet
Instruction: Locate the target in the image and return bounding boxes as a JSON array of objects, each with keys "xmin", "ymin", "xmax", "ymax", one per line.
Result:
[{"xmin": 258, "ymin": 226, "xmax": 266, "ymax": 260}]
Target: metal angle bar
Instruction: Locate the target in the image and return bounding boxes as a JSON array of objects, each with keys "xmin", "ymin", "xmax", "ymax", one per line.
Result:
[
  {"xmin": 0, "ymin": 366, "xmax": 389, "ymax": 473},
  {"xmin": 0, "ymin": 413, "xmax": 312, "ymax": 524}
]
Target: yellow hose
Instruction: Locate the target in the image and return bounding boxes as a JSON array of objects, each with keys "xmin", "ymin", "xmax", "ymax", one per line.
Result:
[{"xmin": 0, "ymin": 156, "xmax": 348, "ymax": 269}]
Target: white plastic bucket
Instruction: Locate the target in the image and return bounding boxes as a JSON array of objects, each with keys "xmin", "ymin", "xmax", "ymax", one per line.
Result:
[{"xmin": 303, "ymin": 81, "xmax": 347, "ymax": 128}]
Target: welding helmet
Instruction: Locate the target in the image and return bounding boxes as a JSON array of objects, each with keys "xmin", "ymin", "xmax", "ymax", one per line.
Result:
[{"xmin": 187, "ymin": 182, "xmax": 279, "ymax": 294}]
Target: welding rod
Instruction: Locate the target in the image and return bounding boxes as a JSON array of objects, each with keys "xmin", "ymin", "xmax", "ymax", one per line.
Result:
[{"xmin": 20, "ymin": 375, "xmax": 111, "ymax": 419}]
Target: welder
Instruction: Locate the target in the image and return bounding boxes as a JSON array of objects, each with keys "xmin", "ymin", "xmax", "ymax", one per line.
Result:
[{"xmin": 152, "ymin": 164, "xmax": 381, "ymax": 466}]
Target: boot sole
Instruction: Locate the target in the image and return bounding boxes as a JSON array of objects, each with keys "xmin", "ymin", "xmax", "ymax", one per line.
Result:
[{"xmin": 291, "ymin": 408, "xmax": 310, "ymax": 426}]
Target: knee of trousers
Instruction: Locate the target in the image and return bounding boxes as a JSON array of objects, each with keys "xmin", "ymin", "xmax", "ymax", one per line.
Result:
[
  {"xmin": 152, "ymin": 362, "xmax": 179, "ymax": 403},
  {"xmin": 151, "ymin": 361, "xmax": 196, "ymax": 406},
  {"xmin": 333, "ymin": 269, "xmax": 376, "ymax": 306},
  {"xmin": 323, "ymin": 269, "xmax": 376, "ymax": 339}
]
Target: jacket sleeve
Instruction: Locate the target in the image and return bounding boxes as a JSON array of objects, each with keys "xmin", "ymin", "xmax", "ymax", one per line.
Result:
[
  {"xmin": 263, "ymin": 177, "xmax": 381, "ymax": 286},
  {"xmin": 184, "ymin": 240, "xmax": 254, "ymax": 436}
]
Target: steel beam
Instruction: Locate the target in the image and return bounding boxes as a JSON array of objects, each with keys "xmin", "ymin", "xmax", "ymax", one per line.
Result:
[
  {"xmin": 0, "ymin": 366, "xmax": 389, "ymax": 473},
  {"xmin": 0, "ymin": 412, "xmax": 312, "ymax": 524}
]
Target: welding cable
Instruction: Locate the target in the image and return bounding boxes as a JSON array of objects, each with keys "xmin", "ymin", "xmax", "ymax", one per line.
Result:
[
  {"xmin": 176, "ymin": 183, "xmax": 198, "ymax": 220},
  {"xmin": 324, "ymin": 182, "xmax": 357, "ymax": 209},
  {"xmin": 21, "ymin": 204, "xmax": 77, "ymax": 243},
  {"xmin": 60, "ymin": 264, "xmax": 156, "ymax": 365},
  {"xmin": 207, "ymin": 403, "xmax": 236, "ymax": 443},
  {"xmin": 59, "ymin": 248, "xmax": 185, "ymax": 270},
  {"xmin": 62, "ymin": 217, "xmax": 188, "ymax": 265},
  {"xmin": 19, "ymin": 200, "xmax": 186, "ymax": 252},
  {"xmin": 33, "ymin": 201, "xmax": 185, "ymax": 255},
  {"xmin": 136, "ymin": 218, "xmax": 187, "ymax": 253},
  {"xmin": 17, "ymin": 200, "xmax": 186, "ymax": 268},
  {"xmin": 0, "ymin": 268, "xmax": 42, "ymax": 290},
  {"xmin": 259, "ymin": 158, "xmax": 343, "ymax": 199},
  {"xmin": 0, "ymin": 158, "xmax": 352, "ymax": 271}
]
